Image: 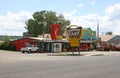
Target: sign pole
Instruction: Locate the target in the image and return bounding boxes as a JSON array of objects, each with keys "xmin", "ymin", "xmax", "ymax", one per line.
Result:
[
  {"xmin": 72, "ymin": 47, "xmax": 74, "ymax": 55},
  {"xmin": 78, "ymin": 40, "xmax": 80, "ymax": 55}
]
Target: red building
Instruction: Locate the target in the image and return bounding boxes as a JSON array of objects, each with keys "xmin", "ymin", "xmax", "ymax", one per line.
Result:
[
  {"xmin": 10, "ymin": 37, "xmax": 36, "ymax": 51},
  {"xmin": 10, "ymin": 37, "xmax": 68, "ymax": 52}
]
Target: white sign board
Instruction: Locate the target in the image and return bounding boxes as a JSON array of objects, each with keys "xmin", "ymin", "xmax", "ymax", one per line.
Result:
[{"xmin": 53, "ymin": 43, "xmax": 62, "ymax": 52}]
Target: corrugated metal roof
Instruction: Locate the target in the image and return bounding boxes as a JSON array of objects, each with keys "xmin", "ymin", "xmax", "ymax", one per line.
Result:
[
  {"xmin": 108, "ymin": 35, "xmax": 120, "ymax": 42},
  {"xmin": 29, "ymin": 37, "xmax": 44, "ymax": 40},
  {"xmin": 29, "ymin": 37, "xmax": 69, "ymax": 42},
  {"xmin": 99, "ymin": 35, "xmax": 116, "ymax": 42}
]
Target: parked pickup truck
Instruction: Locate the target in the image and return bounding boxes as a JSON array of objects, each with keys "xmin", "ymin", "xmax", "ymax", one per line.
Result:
[{"xmin": 20, "ymin": 46, "xmax": 39, "ymax": 53}]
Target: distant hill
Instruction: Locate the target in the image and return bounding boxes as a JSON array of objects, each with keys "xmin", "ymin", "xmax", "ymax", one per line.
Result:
[{"xmin": 0, "ymin": 35, "xmax": 22, "ymax": 41}]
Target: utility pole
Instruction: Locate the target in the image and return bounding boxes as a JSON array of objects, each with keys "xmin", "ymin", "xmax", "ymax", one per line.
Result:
[{"xmin": 97, "ymin": 21, "xmax": 99, "ymax": 39}]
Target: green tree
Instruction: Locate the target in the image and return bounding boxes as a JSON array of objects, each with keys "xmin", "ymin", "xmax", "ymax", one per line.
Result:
[
  {"xmin": 25, "ymin": 10, "xmax": 70, "ymax": 37},
  {"xmin": 106, "ymin": 32, "xmax": 113, "ymax": 35},
  {"xmin": 44, "ymin": 11, "xmax": 58, "ymax": 33},
  {"xmin": 0, "ymin": 36, "xmax": 16, "ymax": 51},
  {"xmin": 25, "ymin": 19, "xmax": 43, "ymax": 37},
  {"xmin": 58, "ymin": 14, "xmax": 70, "ymax": 35},
  {"xmin": 2, "ymin": 36, "xmax": 10, "ymax": 46}
]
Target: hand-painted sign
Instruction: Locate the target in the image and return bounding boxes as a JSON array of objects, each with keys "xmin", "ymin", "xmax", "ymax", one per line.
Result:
[
  {"xmin": 51, "ymin": 24, "xmax": 61, "ymax": 40},
  {"xmin": 67, "ymin": 27, "xmax": 82, "ymax": 39},
  {"xmin": 67, "ymin": 25, "xmax": 82, "ymax": 47}
]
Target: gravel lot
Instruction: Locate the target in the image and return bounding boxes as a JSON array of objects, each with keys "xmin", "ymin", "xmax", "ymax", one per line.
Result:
[
  {"xmin": 0, "ymin": 50, "xmax": 120, "ymax": 63},
  {"xmin": 0, "ymin": 50, "xmax": 48, "ymax": 63}
]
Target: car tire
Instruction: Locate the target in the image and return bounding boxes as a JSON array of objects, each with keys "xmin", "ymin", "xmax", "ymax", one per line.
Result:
[
  {"xmin": 22, "ymin": 51, "xmax": 25, "ymax": 53},
  {"xmin": 28, "ymin": 49, "xmax": 32, "ymax": 53}
]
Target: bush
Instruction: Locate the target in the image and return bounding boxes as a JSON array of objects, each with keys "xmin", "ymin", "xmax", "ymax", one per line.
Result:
[
  {"xmin": 0, "ymin": 44, "xmax": 16, "ymax": 51},
  {"xmin": 0, "ymin": 36, "xmax": 16, "ymax": 51}
]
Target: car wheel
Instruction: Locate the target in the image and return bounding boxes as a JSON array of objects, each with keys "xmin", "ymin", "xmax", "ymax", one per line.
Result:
[
  {"xmin": 28, "ymin": 49, "xmax": 32, "ymax": 53},
  {"xmin": 36, "ymin": 49, "xmax": 39, "ymax": 52},
  {"xmin": 22, "ymin": 51, "xmax": 25, "ymax": 53}
]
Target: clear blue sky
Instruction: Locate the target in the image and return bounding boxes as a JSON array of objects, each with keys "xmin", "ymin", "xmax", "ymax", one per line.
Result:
[{"xmin": 0, "ymin": 0, "xmax": 120, "ymax": 36}]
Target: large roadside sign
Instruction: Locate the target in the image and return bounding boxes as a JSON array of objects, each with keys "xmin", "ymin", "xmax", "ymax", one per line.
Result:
[
  {"xmin": 67, "ymin": 25, "xmax": 82, "ymax": 47},
  {"xmin": 51, "ymin": 24, "xmax": 61, "ymax": 40}
]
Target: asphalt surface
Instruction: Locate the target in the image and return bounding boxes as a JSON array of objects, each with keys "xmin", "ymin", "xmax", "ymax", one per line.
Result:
[{"xmin": 0, "ymin": 50, "xmax": 120, "ymax": 78}]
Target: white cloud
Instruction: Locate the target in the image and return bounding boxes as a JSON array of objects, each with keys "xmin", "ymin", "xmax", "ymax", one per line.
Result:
[
  {"xmin": 105, "ymin": 3, "xmax": 120, "ymax": 21},
  {"xmin": 70, "ymin": 9, "xmax": 77, "ymax": 15},
  {"xmin": 91, "ymin": 1, "xmax": 95, "ymax": 5},
  {"xmin": 63, "ymin": 11, "xmax": 100, "ymax": 29},
  {"xmin": 78, "ymin": 3, "xmax": 84, "ymax": 7},
  {"xmin": 63, "ymin": 3, "xmax": 120, "ymax": 35},
  {"xmin": 63, "ymin": 9, "xmax": 77, "ymax": 20},
  {"xmin": 1, "ymin": 3, "xmax": 120, "ymax": 36},
  {"xmin": 0, "ymin": 11, "xmax": 32, "ymax": 36},
  {"xmin": 102, "ymin": 3, "xmax": 120, "ymax": 35}
]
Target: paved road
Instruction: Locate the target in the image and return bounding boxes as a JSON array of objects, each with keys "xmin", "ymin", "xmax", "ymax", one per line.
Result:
[{"xmin": 0, "ymin": 51, "xmax": 120, "ymax": 78}]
